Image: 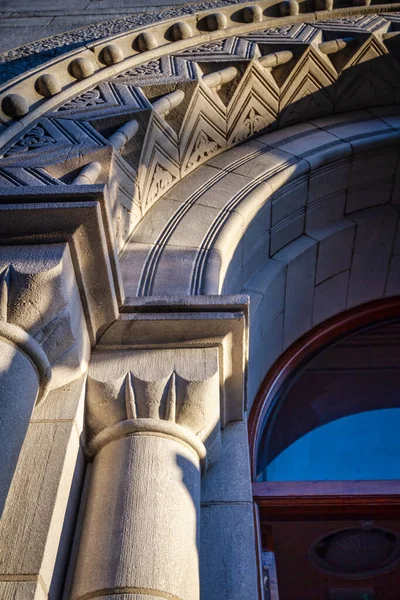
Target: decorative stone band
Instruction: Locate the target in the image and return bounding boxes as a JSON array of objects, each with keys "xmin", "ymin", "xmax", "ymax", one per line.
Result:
[
  {"xmin": 0, "ymin": 320, "xmax": 51, "ymax": 402},
  {"xmin": 86, "ymin": 417, "xmax": 207, "ymax": 465},
  {"xmin": 1, "ymin": 0, "xmax": 400, "ymax": 122},
  {"xmin": 2, "ymin": 8, "xmax": 400, "ymax": 257}
]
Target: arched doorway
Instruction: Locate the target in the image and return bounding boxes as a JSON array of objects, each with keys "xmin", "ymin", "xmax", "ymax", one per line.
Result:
[{"xmin": 249, "ymin": 299, "xmax": 400, "ymax": 600}]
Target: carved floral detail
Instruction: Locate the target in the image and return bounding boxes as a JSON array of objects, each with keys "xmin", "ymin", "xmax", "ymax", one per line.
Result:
[
  {"xmin": 57, "ymin": 88, "xmax": 105, "ymax": 111},
  {"xmin": 4, "ymin": 124, "xmax": 56, "ymax": 157},
  {"xmin": 87, "ymin": 365, "xmax": 219, "ymax": 440},
  {"xmin": 148, "ymin": 163, "xmax": 175, "ymax": 204},
  {"xmin": 233, "ymin": 108, "xmax": 268, "ymax": 143},
  {"xmin": 115, "ymin": 59, "xmax": 162, "ymax": 79},
  {"xmin": 181, "ymin": 40, "xmax": 225, "ymax": 54},
  {"xmin": 187, "ymin": 131, "xmax": 220, "ymax": 167}
]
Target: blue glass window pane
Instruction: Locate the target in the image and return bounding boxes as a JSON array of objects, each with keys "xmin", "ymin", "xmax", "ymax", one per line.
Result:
[{"xmin": 266, "ymin": 408, "xmax": 400, "ymax": 482}]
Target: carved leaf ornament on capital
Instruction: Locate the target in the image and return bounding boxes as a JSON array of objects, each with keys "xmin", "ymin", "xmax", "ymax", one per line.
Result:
[{"xmin": 2, "ymin": 4, "xmax": 400, "ymax": 253}]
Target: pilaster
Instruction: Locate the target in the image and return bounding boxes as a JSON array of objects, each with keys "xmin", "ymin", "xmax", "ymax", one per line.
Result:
[
  {"xmin": 69, "ymin": 296, "xmax": 248, "ymax": 600},
  {"xmin": 0, "ymin": 189, "xmax": 121, "ymax": 596}
]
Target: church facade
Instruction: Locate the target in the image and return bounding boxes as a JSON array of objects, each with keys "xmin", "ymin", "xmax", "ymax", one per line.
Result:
[{"xmin": 0, "ymin": 1, "xmax": 400, "ymax": 598}]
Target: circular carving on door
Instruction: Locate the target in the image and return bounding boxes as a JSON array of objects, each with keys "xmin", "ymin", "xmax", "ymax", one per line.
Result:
[{"xmin": 310, "ymin": 526, "xmax": 400, "ymax": 578}]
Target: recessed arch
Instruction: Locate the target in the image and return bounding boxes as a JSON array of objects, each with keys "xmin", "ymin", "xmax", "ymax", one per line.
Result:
[{"xmin": 248, "ymin": 296, "xmax": 400, "ymax": 480}]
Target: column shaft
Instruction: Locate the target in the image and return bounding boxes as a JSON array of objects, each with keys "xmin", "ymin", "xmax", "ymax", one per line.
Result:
[
  {"xmin": 71, "ymin": 428, "xmax": 202, "ymax": 600},
  {"xmin": 0, "ymin": 324, "xmax": 51, "ymax": 514}
]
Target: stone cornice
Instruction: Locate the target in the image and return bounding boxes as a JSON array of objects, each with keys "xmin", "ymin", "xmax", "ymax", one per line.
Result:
[{"xmin": 0, "ymin": 190, "xmax": 121, "ymax": 345}]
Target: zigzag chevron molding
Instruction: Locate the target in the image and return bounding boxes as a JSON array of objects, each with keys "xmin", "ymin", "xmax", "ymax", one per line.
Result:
[{"xmin": 2, "ymin": 6, "xmax": 400, "ymax": 252}]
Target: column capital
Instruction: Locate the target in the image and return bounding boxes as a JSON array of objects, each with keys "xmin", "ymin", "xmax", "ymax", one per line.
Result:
[
  {"xmin": 86, "ymin": 295, "xmax": 248, "ymax": 466},
  {"xmin": 86, "ymin": 348, "xmax": 219, "ymax": 465},
  {"xmin": 0, "ymin": 320, "xmax": 51, "ymax": 402},
  {"xmin": 0, "ymin": 243, "xmax": 90, "ymax": 391}
]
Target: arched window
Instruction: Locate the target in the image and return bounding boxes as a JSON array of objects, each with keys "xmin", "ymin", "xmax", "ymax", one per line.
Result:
[{"xmin": 249, "ymin": 299, "xmax": 400, "ymax": 600}]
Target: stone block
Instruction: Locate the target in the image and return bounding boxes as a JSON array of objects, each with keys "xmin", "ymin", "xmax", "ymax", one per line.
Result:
[
  {"xmin": 222, "ymin": 238, "xmax": 244, "ymax": 294},
  {"xmin": 260, "ymin": 312, "xmax": 284, "ymax": 386},
  {"xmin": 223, "ymin": 179, "xmax": 269, "ymax": 226},
  {"xmin": 349, "ymin": 146, "xmax": 398, "ymax": 188},
  {"xmin": 312, "ymin": 270, "xmax": 349, "ymax": 325},
  {"xmin": 0, "ymin": 581, "xmax": 46, "ymax": 600},
  {"xmin": 270, "ymin": 176, "xmax": 308, "ymax": 254},
  {"xmin": 263, "ymin": 267, "xmax": 286, "ymax": 319},
  {"xmin": 307, "ymin": 157, "xmax": 351, "ymax": 204},
  {"xmin": 312, "ymin": 111, "xmax": 391, "ymax": 142},
  {"xmin": 1, "ymin": 0, "xmax": 84, "ymax": 9},
  {"xmin": 345, "ymin": 145, "xmax": 398, "ymax": 213},
  {"xmin": 207, "ymin": 139, "xmax": 266, "ymax": 171},
  {"xmin": 32, "ymin": 374, "xmax": 86, "ymax": 429},
  {"xmin": 230, "ymin": 146, "xmax": 297, "ymax": 182},
  {"xmin": 195, "ymin": 172, "xmax": 254, "ymax": 212},
  {"xmin": 277, "ymin": 128, "xmax": 342, "ymax": 162},
  {"xmin": 0, "ymin": 17, "xmax": 52, "ymax": 26},
  {"xmin": 0, "ymin": 422, "xmax": 85, "ymax": 599},
  {"xmin": 120, "ymin": 241, "xmax": 153, "ymax": 296},
  {"xmin": 130, "ymin": 197, "xmax": 181, "ymax": 246},
  {"xmin": 246, "ymin": 290, "xmax": 263, "ymax": 406},
  {"xmin": 256, "ymin": 121, "xmax": 317, "ymax": 149},
  {"xmin": 310, "ymin": 219, "xmax": 355, "ymax": 285},
  {"xmin": 347, "ymin": 206, "xmax": 398, "ymax": 307},
  {"xmin": 214, "ymin": 212, "xmax": 244, "ymax": 294},
  {"xmin": 346, "ymin": 179, "xmax": 394, "ymax": 213},
  {"xmin": 369, "ymin": 105, "xmax": 400, "ymax": 130},
  {"xmin": 244, "ymin": 258, "xmax": 286, "ymax": 306},
  {"xmin": 244, "ymin": 260, "xmax": 286, "ymax": 403},
  {"xmin": 243, "ymin": 230, "xmax": 270, "ymax": 284},
  {"xmin": 275, "ymin": 236, "xmax": 317, "ymax": 348},
  {"xmin": 200, "ymin": 503, "xmax": 258, "ymax": 600},
  {"xmin": 306, "ymin": 190, "xmax": 347, "ymax": 231},
  {"xmin": 168, "ymin": 203, "xmax": 221, "ymax": 249},
  {"xmin": 202, "ymin": 420, "xmax": 252, "ymax": 503},
  {"xmin": 0, "ymin": 27, "xmax": 50, "ymax": 54},
  {"xmin": 242, "ymin": 196, "xmax": 272, "ymax": 283},
  {"xmin": 247, "ymin": 289, "xmax": 263, "ymax": 323},
  {"xmin": 247, "ymin": 356, "xmax": 262, "ymax": 412}
]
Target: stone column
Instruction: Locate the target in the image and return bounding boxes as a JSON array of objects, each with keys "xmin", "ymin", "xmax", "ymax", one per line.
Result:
[
  {"xmin": 71, "ymin": 347, "xmax": 220, "ymax": 600},
  {"xmin": 0, "ymin": 320, "xmax": 51, "ymax": 513}
]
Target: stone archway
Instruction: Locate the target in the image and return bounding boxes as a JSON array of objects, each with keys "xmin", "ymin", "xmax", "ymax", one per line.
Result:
[
  {"xmin": 0, "ymin": 3, "xmax": 400, "ymax": 600},
  {"xmin": 121, "ymin": 110, "xmax": 400, "ymax": 407}
]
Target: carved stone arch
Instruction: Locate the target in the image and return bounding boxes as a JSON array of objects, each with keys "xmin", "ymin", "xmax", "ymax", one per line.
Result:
[
  {"xmin": 121, "ymin": 112, "xmax": 400, "ymax": 410},
  {"xmin": 2, "ymin": 1, "xmax": 400, "ymax": 278},
  {"xmin": 1, "ymin": 4, "xmax": 400, "ymax": 600}
]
